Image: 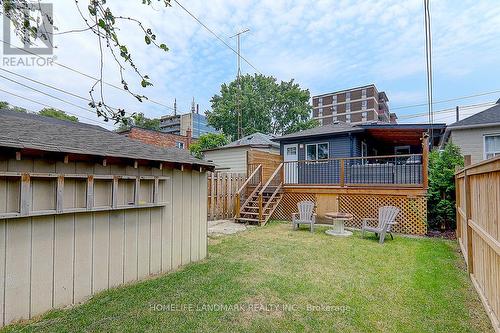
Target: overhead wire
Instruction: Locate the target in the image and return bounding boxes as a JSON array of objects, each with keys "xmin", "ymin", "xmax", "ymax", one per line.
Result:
[
  {"xmin": 0, "ymin": 88, "xmax": 115, "ymax": 129},
  {"xmin": 173, "ymin": 0, "xmax": 262, "ymax": 75},
  {"xmin": 0, "ymin": 39, "xmax": 174, "ymax": 113}
]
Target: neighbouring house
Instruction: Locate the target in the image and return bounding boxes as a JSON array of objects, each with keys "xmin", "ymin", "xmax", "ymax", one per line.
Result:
[
  {"xmin": 0, "ymin": 109, "xmax": 213, "ymax": 327},
  {"xmin": 203, "ymin": 132, "xmax": 281, "ymax": 175},
  {"xmin": 234, "ymin": 122, "xmax": 445, "ymax": 233},
  {"xmin": 160, "ymin": 99, "xmax": 218, "ymax": 139},
  {"xmin": 311, "ymin": 84, "xmax": 398, "ymax": 125},
  {"xmin": 441, "ymin": 100, "xmax": 500, "ymax": 163},
  {"xmin": 118, "ymin": 126, "xmax": 195, "ymax": 150},
  {"xmin": 274, "ymin": 122, "xmax": 445, "ymax": 185}
]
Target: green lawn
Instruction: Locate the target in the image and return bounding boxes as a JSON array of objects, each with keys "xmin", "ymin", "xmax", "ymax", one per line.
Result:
[{"xmin": 4, "ymin": 222, "xmax": 492, "ymax": 333}]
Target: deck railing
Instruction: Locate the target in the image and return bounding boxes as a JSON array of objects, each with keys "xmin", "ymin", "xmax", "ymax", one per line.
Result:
[
  {"xmin": 235, "ymin": 164, "xmax": 262, "ymax": 217},
  {"xmin": 283, "ymin": 154, "xmax": 425, "ymax": 187}
]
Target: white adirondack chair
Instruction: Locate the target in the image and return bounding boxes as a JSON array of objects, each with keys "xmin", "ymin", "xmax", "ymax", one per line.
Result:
[
  {"xmin": 361, "ymin": 206, "xmax": 400, "ymax": 244},
  {"xmin": 292, "ymin": 201, "xmax": 316, "ymax": 233}
]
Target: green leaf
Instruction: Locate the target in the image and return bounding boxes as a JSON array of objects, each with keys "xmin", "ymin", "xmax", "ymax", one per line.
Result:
[
  {"xmin": 159, "ymin": 43, "xmax": 169, "ymax": 51},
  {"xmin": 98, "ymin": 19, "xmax": 106, "ymax": 29},
  {"xmin": 141, "ymin": 79, "xmax": 152, "ymax": 88},
  {"xmin": 144, "ymin": 35, "xmax": 151, "ymax": 45}
]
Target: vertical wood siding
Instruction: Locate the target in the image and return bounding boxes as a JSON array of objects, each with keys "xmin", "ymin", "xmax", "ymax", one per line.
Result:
[{"xmin": 0, "ymin": 158, "xmax": 208, "ymax": 327}]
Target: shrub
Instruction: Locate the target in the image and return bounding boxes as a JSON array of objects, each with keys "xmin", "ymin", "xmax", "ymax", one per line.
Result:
[{"xmin": 427, "ymin": 143, "xmax": 464, "ymax": 230}]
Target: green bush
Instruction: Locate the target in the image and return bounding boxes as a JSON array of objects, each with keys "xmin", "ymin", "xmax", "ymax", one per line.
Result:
[
  {"xmin": 189, "ymin": 133, "xmax": 228, "ymax": 158},
  {"xmin": 427, "ymin": 143, "xmax": 464, "ymax": 230}
]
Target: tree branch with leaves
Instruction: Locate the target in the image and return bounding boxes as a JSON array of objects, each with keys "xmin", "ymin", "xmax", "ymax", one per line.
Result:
[{"xmin": 0, "ymin": 0, "xmax": 171, "ymax": 124}]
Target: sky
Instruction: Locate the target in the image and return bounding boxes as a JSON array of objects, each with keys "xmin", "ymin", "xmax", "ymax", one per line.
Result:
[{"xmin": 1, "ymin": 0, "xmax": 500, "ymax": 130}]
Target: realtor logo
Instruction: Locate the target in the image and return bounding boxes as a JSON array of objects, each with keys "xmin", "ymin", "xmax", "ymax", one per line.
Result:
[{"xmin": 3, "ymin": 1, "xmax": 54, "ymax": 56}]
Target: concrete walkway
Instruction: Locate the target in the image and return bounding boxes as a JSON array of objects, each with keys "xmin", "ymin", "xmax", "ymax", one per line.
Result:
[{"xmin": 208, "ymin": 220, "xmax": 248, "ymax": 236}]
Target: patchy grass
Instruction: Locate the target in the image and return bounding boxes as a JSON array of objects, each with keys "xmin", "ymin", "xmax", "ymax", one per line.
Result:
[{"xmin": 3, "ymin": 222, "xmax": 492, "ymax": 332}]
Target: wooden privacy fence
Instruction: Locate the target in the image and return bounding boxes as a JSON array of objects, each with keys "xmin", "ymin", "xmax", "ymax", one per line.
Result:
[
  {"xmin": 456, "ymin": 156, "xmax": 500, "ymax": 333},
  {"xmin": 207, "ymin": 172, "xmax": 246, "ymax": 220}
]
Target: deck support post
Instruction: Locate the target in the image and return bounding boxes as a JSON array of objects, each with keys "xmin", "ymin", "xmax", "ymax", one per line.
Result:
[
  {"xmin": 235, "ymin": 193, "xmax": 240, "ymax": 218},
  {"xmin": 258, "ymin": 193, "xmax": 263, "ymax": 224},
  {"xmin": 422, "ymin": 133, "xmax": 429, "ymax": 189}
]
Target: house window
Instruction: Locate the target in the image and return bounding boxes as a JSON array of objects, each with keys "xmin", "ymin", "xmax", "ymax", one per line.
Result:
[
  {"xmin": 346, "ymin": 114, "xmax": 351, "ymax": 123},
  {"xmin": 346, "ymin": 103, "xmax": 351, "ymax": 112},
  {"xmin": 332, "ymin": 105, "xmax": 337, "ymax": 114},
  {"xmin": 306, "ymin": 143, "xmax": 329, "ymax": 161},
  {"xmin": 362, "ymin": 100, "xmax": 367, "ymax": 110},
  {"xmin": 362, "ymin": 112, "xmax": 367, "ymax": 122},
  {"xmin": 362, "ymin": 89, "xmax": 367, "ymax": 99},
  {"xmin": 346, "ymin": 91, "xmax": 351, "ymax": 101},
  {"xmin": 484, "ymin": 134, "xmax": 500, "ymax": 159},
  {"xmin": 332, "ymin": 95, "xmax": 337, "ymax": 104},
  {"xmin": 286, "ymin": 146, "xmax": 297, "ymax": 155},
  {"xmin": 176, "ymin": 141, "xmax": 185, "ymax": 149},
  {"xmin": 318, "ymin": 108, "xmax": 323, "ymax": 117},
  {"xmin": 318, "ymin": 97, "xmax": 323, "ymax": 106}
]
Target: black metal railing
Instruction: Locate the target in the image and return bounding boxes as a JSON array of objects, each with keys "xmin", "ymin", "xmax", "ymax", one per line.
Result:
[{"xmin": 283, "ymin": 154, "xmax": 423, "ymax": 186}]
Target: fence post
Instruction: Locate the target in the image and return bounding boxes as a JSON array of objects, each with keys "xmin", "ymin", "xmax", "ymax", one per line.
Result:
[
  {"xmin": 463, "ymin": 159, "xmax": 474, "ymax": 274},
  {"xmin": 340, "ymin": 159, "xmax": 345, "ymax": 187},
  {"xmin": 454, "ymin": 168, "xmax": 461, "ymax": 239}
]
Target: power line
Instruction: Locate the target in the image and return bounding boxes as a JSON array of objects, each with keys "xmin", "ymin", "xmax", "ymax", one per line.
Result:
[
  {"xmin": 398, "ymin": 101, "xmax": 496, "ymax": 120},
  {"xmin": 0, "ymin": 88, "xmax": 115, "ymax": 129},
  {"xmin": 0, "ymin": 39, "xmax": 174, "ymax": 113},
  {"xmin": 423, "ymin": 0, "xmax": 434, "ymax": 138},
  {"xmin": 0, "ymin": 73, "xmax": 110, "ymax": 118},
  {"xmin": 173, "ymin": 0, "xmax": 262, "ymax": 75},
  {"xmin": 391, "ymin": 89, "xmax": 500, "ymax": 110},
  {"xmin": 0, "ymin": 67, "xmax": 137, "ymax": 116}
]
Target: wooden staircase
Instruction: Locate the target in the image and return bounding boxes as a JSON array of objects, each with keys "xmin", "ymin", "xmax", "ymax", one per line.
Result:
[{"xmin": 234, "ymin": 163, "xmax": 284, "ymax": 225}]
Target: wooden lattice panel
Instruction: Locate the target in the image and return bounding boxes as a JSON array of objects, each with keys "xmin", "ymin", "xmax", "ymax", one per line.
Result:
[
  {"xmin": 272, "ymin": 192, "xmax": 315, "ymax": 221},
  {"xmin": 338, "ymin": 194, "xmax": 427, "ymax": 235}
]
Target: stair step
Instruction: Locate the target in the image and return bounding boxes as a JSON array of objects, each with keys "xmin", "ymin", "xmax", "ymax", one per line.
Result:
[
  {"xmin": 241, "ymin": 212, "xmax": 268, "ymax": 216},
  {"xmin": 236, "ymin": 217, "xmax": 259, "ymax": 222}
]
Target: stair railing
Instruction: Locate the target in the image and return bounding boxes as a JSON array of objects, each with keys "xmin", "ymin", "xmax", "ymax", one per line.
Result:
[
  {"xmin": 258, "ymin": 163, "xmax": 284, "ymax": 223},
  {"xmin": 235, "ymin": 164, "xmax": 262, "ymax": 218}
]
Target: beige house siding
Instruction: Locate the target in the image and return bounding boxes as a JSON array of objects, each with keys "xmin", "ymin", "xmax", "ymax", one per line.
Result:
[
  {"xmin": 203, "ymin": 146, "xmax": 280, "ymax": 174},
  {"xmin": 449, "ymin": 125, "xmax": 500, "ymax": 164},
  {"xmin": 0, "ymin": 157, "xmax": 207, "ymax": 327}
]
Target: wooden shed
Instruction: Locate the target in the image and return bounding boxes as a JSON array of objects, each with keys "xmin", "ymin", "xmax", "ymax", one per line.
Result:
[{"xmin": 0, "ymin": 110, "xmax": 213, "ymax": 327}]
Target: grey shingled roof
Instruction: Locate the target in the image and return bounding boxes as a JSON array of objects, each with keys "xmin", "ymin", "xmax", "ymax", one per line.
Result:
[
  {"xmin": 203, "ymin": 132, "xmax": 279, "ymax": 151},
  {"xmin": 223, "ymin": 132, "xmax": 279, "ymax": 148},
  {"xmin": 0, "ymin": 109, "xmax": 213, "ymax": 167},
  {"xmin": 273, "ymin": 122, "xmax": 364, "ymax": 141},
  {"xmin": 448, "ymin": 100, "xmax": 500, "ymax": 128}
]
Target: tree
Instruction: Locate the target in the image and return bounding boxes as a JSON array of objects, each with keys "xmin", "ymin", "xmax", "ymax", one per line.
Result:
[
  {"xmin": 39, "ymin": 108, "xmax": 79, "ymax": 122},
  {"xmin": 117, "ymin": 112, "xmax": 160, "ymax": 131},
  {"xmin": 0, "ymin": 101, "xmax": 28, "ymax": 113},
  {"xmin": 189, "ymin": 133, "xmax": 228, "ymax": 158},
  {"xmin": 206, "ymin": 74, "xmax": 318, "ymax": 138},
  {"xmin": 427, "ymin": 143, "xmax": 464, "ymax": 231},
  {"xmin": 0, "ymin": 0, "xmax": 171, "ymax": 123}
]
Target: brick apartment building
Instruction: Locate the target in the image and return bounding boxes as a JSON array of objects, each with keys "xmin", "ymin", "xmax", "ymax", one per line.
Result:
[
  {"xmin": 118, "ymin": 126, "xmax": 194, "ymax": 150},
  {"xmin": 311, "ymin": 84, "xmax": 397, "ymax": 125}
]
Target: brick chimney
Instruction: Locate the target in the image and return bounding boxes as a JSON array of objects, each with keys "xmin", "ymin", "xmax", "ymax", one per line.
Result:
[{"xmin": 186, "ymin": 127, "xmax": 192, "ymax": 149}]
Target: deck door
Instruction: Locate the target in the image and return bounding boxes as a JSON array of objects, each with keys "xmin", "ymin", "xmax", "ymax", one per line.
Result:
[{"xmin": 283, "ymin": 144, "xmax": 298, "ymax": 184}]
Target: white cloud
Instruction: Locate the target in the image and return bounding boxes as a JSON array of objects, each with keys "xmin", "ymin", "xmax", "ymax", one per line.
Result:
[{"xmin": 1, "ymin": 0, "xmax": 500, "ymax": 128}]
